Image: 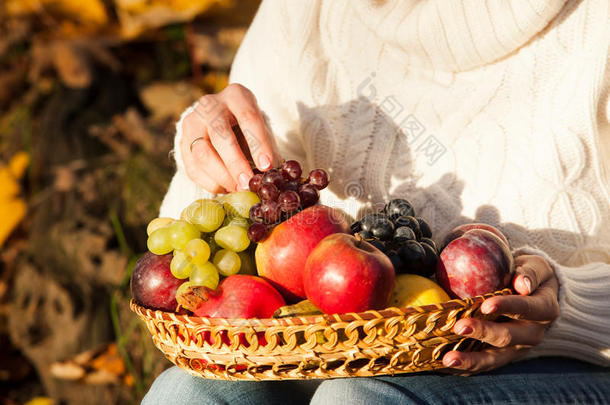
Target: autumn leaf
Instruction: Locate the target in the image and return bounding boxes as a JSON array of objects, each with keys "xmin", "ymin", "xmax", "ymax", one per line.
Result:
[
  {"xmin": 5, "ymin": 0, "xmax": 108, "ymax": 26},
  {"xmin": 115, "ymin": 0, "xmax": 235, "ymax": 38},
  {"xmin": 0, "ymin": 152, "xmax": 29, "ymax": 247},
  {"xmin": 24, "ymin": 398, "xmax": 55, "ymax": 405},
  {"xmin": 50, "ymin": 343, "xmax": 132, "ymax": 386}
]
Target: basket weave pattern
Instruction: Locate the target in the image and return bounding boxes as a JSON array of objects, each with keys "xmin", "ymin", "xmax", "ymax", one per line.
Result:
[{"xmin": 130, "ymin": 288, "xmax": 511, "ymax": 381}]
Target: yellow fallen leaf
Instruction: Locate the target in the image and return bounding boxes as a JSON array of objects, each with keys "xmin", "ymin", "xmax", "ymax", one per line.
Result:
[
  {"xmin": 8, "ymin": 151, "xmax": 29, "ymax": 177},
  {"xmin": 24, "ymin": 397, "xmax": 54, "ymax": 405},
  {"xmin": 50, "ymin": 343, "xmax": 131, "ymax": 385},
  {"xmin": 5, "ymin": 0, "xmax": 108, "ymax": 26},
  {"xmin": 0, "ymin": 151, "xmax": 29, "ymax": 246},
  {"xmin": 115, "ymin": 0, "xmax": 234, "ymax": 38}
]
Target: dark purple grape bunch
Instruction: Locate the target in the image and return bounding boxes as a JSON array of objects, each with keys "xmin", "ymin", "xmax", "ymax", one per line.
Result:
[
  {"xmin": 247, "ymin": 160, "xmax": 330, "ymax": 243},
  {"xmin": 350, "ymin": 199, "xmax": 438, "ymax": 277}
]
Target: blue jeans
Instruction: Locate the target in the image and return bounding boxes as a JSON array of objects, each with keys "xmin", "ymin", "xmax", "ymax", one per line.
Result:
[{"xmin": 142, "ymin": 357, "xmax": 610, "ymax": 404}]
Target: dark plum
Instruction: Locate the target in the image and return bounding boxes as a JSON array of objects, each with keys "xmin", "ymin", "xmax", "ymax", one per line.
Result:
[{"xmin": 131, "ymin": 252, "xmax": 182, "ymax": 312}]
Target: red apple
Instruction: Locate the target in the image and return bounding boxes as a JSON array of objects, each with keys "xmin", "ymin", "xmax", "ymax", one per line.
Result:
[
  {"xmin": 303, "ymin": 233, "xmax": 395, "ymax": 314},
  {"xmin": 179, "ymin": 275, "xmax": 285, "ymax": 319},
  {"xmin": 131, "ymin": 252, "xmax": 182, "ymax": 311},
  {"xmin": 436, "ymin": 229, "xmax": 514, "ymax": 299},
  {"xmin": 255, "ymin": 205, "xmax": 350, "ymax": 302},
  {"xmin": 441, "ymin": 223, "xmax": 509, "ymax": 251}
]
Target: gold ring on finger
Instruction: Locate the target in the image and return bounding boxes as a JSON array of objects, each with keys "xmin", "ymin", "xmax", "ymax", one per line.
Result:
[{"xmin": 190, "ymin": 137, "xmax": 205, "ymax": 152}]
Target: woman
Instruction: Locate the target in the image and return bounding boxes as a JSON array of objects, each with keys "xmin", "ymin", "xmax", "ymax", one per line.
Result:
[{"xmin": 144, "ymin": 1, "xmax": 610, "ymax": 403}]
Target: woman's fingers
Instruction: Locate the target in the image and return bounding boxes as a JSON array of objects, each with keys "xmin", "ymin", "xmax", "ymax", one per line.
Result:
[
  {"xmin": 191, "ymin": 134, "xmax": 238, "ymax": 192},
  {"xmin": 180, "ymin": 141, "xmax": 226, "ymax": 194},
  {"xmin": 192, "ymin": 93, "xmax": 253, "ymax": 191},
  {"xmin": 453, "ymin": 317, "xmax": 546, "ymax": 348},
  {"xmin": 512, "ymin": 255, "xmax": 555, "ymax": 295},
  {"xmin": 180, "ymin": 113, "xmax": 230, "ymax": 192},
  {"xmin": 184, "ymin": 142, "xmax": 231, "ymax": 193},
  {"xmin": 481, "ymin": 277, "xmax": 559, "ymax": 321},
  {"xmin": 179, "ymin": 84, "xmax": 278, "ymax": 193},
  {"xmin": 206, "ymin": 111, "xmax": 253, "ymax": 190},
  {"xmin": 181, "ymin": 111, "xmax": 237, "ymax": 191},
  {"xmin": 442, "ymin": 346, "xmax": 529, "ymax": 374},
  {"xmin": 223, "ymin": 84, "xmax": 275, "ymax": 172},
  {"xmin": 443, "ymin": 255, "xmax": 559, "ymax": 374}
]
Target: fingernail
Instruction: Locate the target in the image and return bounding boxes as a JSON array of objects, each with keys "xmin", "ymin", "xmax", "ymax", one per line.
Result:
[
  {"xmin": 447, "ymin": 358, "xmax": 461, "ymax": 368},
  {"xmin": 238, "ymin": 173, "xmax": 250, "ymax": 190},
  {"xmin": 523, "ymin": 277, "xmax": 532, "ymax": 294},
  {"xmin": 258, "ymin": 155, "xmax": 271, "ymax": 170},
  {"xmin": 457, "ymin": 325, "xmax": 472, "ymax": 335},
  {"xmin": 482, "ymin": 304, "xmax": 497, "ymax": 314}
]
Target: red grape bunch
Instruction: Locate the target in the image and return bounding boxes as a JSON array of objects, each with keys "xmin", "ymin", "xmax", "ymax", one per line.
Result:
[{"xmin": 247, "ymin": 160, "xmax": 329, "ymax": 242}]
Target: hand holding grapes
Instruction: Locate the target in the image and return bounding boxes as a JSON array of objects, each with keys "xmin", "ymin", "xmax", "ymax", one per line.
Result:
[
  {"xmin": 181, "ymin": 83, "xmax": 280, "ymax": 193},
  {"xmin": 442, "ymin": 255, "xmax": 559, "ymax": 374}
]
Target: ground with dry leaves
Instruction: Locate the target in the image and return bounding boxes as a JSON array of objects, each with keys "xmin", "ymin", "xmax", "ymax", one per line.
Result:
[{"xmin": 0, "ymin": 2, "xmax": 259, "ymax": 404}]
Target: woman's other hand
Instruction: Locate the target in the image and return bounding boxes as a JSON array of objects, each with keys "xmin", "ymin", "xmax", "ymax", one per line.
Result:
[
  {"xmin": 180, "ymin": 83, "xmax": 278, "ymax": 193},
  {"xmin": 442, "ymin": 254, "xmax": 560, "ymax": 374}
]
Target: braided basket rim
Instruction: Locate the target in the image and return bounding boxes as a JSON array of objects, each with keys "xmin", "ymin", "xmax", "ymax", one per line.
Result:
[
  {"xmin": 129, "ymin": 289, "xmax": 512, "ymax": 380},
  {"xmin": 129, "ymin": 288, "xmax": 512, "ymax": 326}
]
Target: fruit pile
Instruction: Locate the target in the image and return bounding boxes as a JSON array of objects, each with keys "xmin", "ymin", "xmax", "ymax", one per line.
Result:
[
  {"xmin": 247, "ymin": 160, "xmax": 329, "ymax": 242},
  {"xmin": 350, "ymin": 199, "xmax": 438, "ymax": 278},
  {"xmin": 131, "ymin": 158, "xmax": 515, "ymax": 321},
  {"xmin": 140, "ymin": 190, "xmax": 261, "ymax": 309}
]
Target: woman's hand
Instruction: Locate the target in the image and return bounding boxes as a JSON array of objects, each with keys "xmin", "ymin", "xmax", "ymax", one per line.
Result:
[
  {"xmin": 180, "ymin": 83, "xmax": 279, "ymax": 193},
  {"xmin": 442, "ymin": 254, "xmax": 559, "ymax": 374}
]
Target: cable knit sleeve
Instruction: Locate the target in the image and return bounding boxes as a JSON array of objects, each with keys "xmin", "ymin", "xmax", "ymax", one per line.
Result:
[
  {"xmin": 227, "ymin": 0, "xmax": 305, "ymax": 162},
  {"xmin": 513, "ymin": 246, "xmax": 610, "ymax": 366},
  {"xmin": 159, "ymin": 0, "xmax": 303, "ymax": 218}
]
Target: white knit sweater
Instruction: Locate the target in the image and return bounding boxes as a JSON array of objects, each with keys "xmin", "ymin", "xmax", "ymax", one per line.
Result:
[{"xmin": 160, "ymin": 0, "xmax": 610, "ymax": 366}]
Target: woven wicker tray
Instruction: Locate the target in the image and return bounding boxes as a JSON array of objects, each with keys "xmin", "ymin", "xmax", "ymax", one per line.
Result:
[{"xmin": 131, "ymin": 288, "xmax": 511, "ymax": 381}]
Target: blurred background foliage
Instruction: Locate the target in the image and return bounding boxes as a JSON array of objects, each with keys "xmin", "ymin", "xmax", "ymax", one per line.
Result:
[{"xmin": 0, "ymin": 1, "xmax": 260, "ymax": 403}]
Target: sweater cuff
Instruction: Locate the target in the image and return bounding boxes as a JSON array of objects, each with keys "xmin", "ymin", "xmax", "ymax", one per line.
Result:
[
  {"xmin": 512, "ymin": 246, "xmax": 610, "ymax": 366},
  {"xmin": 158, "ymin": 102, "xmax": 215, "ymax": 219},
  {"xmin": 172, "ymin": 101, "xmax": 198, "ymax": 173}
]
